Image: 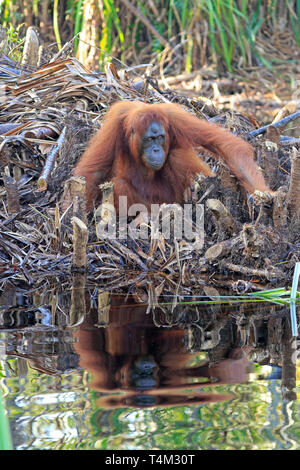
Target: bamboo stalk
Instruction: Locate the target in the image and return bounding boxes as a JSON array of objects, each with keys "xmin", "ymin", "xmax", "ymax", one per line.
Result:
[
  {"xmin": 206, "ymin": 198, "xmax": 239, "ymax": 237},
  {"xmin": 97, "ymin": 290, "xmax": 110, "ymax": 327},
  {"xmin": 62, "ymin": 176, "xmax": 87, "ymax": 225},
  {"xmin": 21, "ymin": 27, "xmax": 39, "ymax": 66},
  {"xmin": 70, "ymin": 273, "xmax": 86, "ymax": 326},
  {"xmin": 260, "ymin": 139, "xmax": 279, "ymax": 189},
  {"xmin": 288, "ymin": 147, "xmax": 300, "ymax": 217},
  {"xmin": 4, "ymin": 175, "xmax": 20, "ymax": 214},
  {"xmin": 72, "ymin": 216, "xmax": 88, "ymax": 269},
  {"xmin": 273, "ymin": 187, "xmax": 288, "ymax": 231}
]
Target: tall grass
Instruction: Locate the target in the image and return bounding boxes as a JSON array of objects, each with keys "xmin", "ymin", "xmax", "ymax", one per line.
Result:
[
  {"xmin": 100, "ymin": 0, "xmax": 124, "ymax": 63},
  {"xmin": 1, "ymin": 1, "xmax": 300, "ymax": 73},
  {"xmin": 53, "ymin": 0, "xmax": 62, "ymax": 50},
  {"xmin": 73, "ymin": 0, "xmax": 84, "ymax": 53}
]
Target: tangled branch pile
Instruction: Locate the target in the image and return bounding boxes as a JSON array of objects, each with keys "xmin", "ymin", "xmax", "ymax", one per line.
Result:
[{"xmin": 0, "ymin": 53, "xmax": 299, "ymax": 294}]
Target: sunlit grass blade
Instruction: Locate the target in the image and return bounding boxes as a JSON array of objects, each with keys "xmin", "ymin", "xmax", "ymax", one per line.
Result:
[
  {"xmin": 185, "ymin": 36, "xmax": 193, "ymax": 73},
  {"xmin": 74, "ymin": 0, "xmax": 84, "ymax": 53},
  {"xmin": 247, "ymin": 287, "xmax": 295, "ymax": 298},
  {"xmin": 53, "ymin": 0, "xmax": 62, "ymax": 50},
  {"xmin": 105, "ymin": 0, "xmax": 124, "ymax": 45},
  {"xmin": 155, "ymin": 285, "xmax": 300, "ymax": 308},
  {"xmin": 206, "ymin": 0, "xmax": 218, "ymax": 63},
  {"xmin": 290, "ymin": 262, "xmax": 300, "ymax": 336},
  {"xmin": 180, "ymin": 0, "xmax": 189, "ymax": 31},
  {"xmin": 168, "ymin": 0, "xmax": 174, "ymax": 40}
]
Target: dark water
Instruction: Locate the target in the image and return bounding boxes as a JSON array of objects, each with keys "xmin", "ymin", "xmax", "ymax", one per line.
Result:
[{"xmin": 0, "ymin": 284, "xmax": 299, "ymax": 450}]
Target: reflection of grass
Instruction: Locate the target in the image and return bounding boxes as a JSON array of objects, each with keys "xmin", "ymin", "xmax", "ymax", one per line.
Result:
[
  {"xmin": 158, "ymin": 263, "xmax": 300, "ymax": 337},
  {"xmin": 290, "ymin": 262, "xmax": 300, "ymax": 336},
  {"xmin": 158, "ymin": 264, "xmax": 300, "ymax": 308},
  {"xmin": 0, "ymin": 388, "xmax": 12, "ymax": 450},
  {"xmin": 158, "ymin": 288, "xmax": 300, "ymax": 307},
  {"xmin": 247, "ymin": 288, "xmax": 300, "ymax": 305}
]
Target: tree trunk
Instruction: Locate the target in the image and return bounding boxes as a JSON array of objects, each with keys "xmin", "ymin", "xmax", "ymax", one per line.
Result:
[{"xmin": 77, "ymin": 0, "xmax": 101, "ymax": 70}]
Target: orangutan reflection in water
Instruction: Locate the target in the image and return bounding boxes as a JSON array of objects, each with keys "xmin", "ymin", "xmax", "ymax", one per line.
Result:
[{"xmin": 74, "ymin": 295, "xmax": 252, "ymax": 408}]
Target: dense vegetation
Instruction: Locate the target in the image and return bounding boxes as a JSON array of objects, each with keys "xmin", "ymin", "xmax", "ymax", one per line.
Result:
[{"xmin": 1, "ymin": 0, "xmax": 300, "ymax": 74}]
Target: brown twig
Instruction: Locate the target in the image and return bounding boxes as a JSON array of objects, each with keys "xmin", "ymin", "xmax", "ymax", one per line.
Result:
[{"xmin": 220, "ymin": 260, "xmax": 284, "ymax": 281}]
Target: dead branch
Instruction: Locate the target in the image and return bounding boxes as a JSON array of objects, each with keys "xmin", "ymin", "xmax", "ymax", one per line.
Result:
[
  {"xmin": 108, "ymin": 239, "xmax": 148, "ymax": 271},
  {"xmin": 260, "ymin": 140, "xmax": 279, "ymax": 190},
  {"xmin": 98, "ymin": 181, "xmax": 115, "ymax": 224},
  {"xmin": 220, "ymin": 260, "xmax": 284, "ymax": 281},
  {"xmin": 273, "ymin": 187, "xmax": 288, "ymax": 231},
  {"xmin": 205, "ymin": 236, "xmax": 241, "ymax": 260},
  {"xmin": 97, "ymin": 290, "xmax": 111, "ymax": 326},
  {"xmin": 248, "ymin": 111, "xmax": 300, "ymax": 138},
  {"xmin": 0, "ymin": 141, "xmax": 10, "ymax": 166},
  {"xmin": 272, "ymin": 101, "xmax": 297, "ymax": 124},
  {"xmin": 206, "ymin": 198, "xmax": 239, "ymax": 238},
  {"xmin": 37, "ymin": 126, "xmax": 66, "ymax": 191},
  {"xmin": 62, "ymin": 176, "xmax": 87, "ymax": 225},
  {"xmin": 0, "ymin": 123, "xmax": 22, "ymax": 135}
]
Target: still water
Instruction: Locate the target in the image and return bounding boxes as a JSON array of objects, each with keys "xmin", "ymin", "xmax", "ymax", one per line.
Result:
[{"xmin": 0, "ymin": 283, "xmax": 299, "ymax": 450}]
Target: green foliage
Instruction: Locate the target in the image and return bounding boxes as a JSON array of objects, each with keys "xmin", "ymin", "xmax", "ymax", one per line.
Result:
[
  {"xmin": 0, "ymin": 0, "xmax": 300, "ymax": 73},
  {"xmin": 5, "ymin": 23, "xmax": 23, "ymax": 43},
  {"xmin": 99, "ymin": 0, "xmax": 125, "ymax": 67},
  {"xmin": 53, "ymin": 0, "xmax": 62, "ymax": 50},
  {"xmin": 2, "ymin": 23, "xmax": 24, "ymax": 60},
  {"xmin": 73, "ymin": 0, "xmax": 84, "ymax": 53}
]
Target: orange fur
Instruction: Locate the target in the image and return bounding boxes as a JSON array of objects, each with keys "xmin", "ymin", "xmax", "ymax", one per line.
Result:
[{"xmin": 73, "ymin": 100, "xmax": 270, "ymax": 211}]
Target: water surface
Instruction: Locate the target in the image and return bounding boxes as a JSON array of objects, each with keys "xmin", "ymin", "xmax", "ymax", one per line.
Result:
[{"xmin": 0, "ymin": 285, "xmax": 299, "ymax": 450}]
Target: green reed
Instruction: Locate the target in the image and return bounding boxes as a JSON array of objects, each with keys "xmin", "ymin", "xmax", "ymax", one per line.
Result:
[{"xmin": 1, "ymin": 1, "xmax": 300, "ymax": 82}]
